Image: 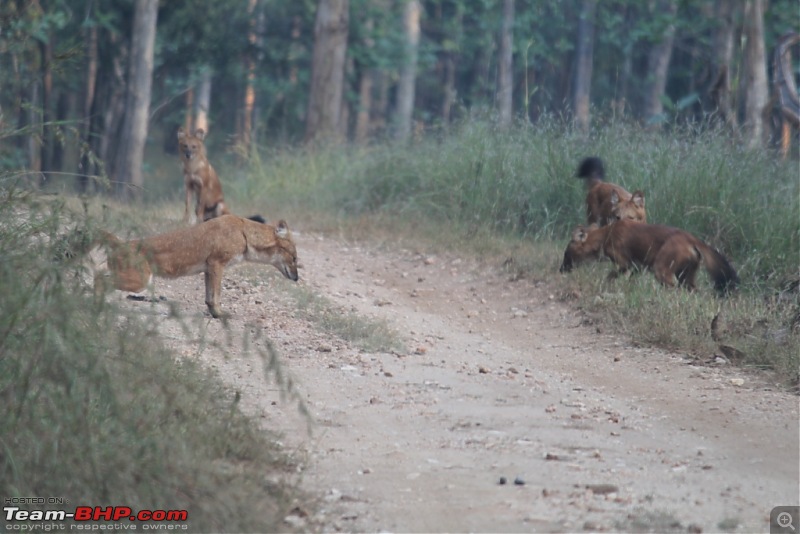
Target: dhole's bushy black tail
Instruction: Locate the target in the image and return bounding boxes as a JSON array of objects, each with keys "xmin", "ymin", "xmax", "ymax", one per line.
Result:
[
  {"xmin": 576, "ymin": 156, "xmax": 605, "ymax": 182},
  {"xmin": 697, "ymin": 243, "xmax": 739, "ymax": 295}
]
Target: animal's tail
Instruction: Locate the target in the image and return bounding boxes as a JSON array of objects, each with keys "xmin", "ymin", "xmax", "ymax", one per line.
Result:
[
  {"xmin": 696, "ymin": 242, "xmax": 739, "ymax": 294},
  {"xmin": 576, "ymin": 156, "xmax": 605, "ymax": 184}
]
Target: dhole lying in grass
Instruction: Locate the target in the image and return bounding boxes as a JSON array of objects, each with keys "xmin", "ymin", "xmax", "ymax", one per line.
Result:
[
  {"xmin": 559, "ymin": 219, "xmax": 738, "ymax": 294},
  {"xmin": 92, "ymin": 215, "xmax": 299, "ymax": 318},
  {"xmin": 177, "ymin": 127, "xmax": 229, "ymax": 224},
  {"xmin": 576, "ymin": 156, "xmax": 646, "ymax": 226}
]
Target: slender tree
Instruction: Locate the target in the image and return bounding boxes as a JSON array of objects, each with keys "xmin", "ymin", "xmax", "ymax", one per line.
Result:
[
  {"xmin": 642, "ymin": 0, "xmax": 677, "ymax": 125},
  {"xmin": 707, "ymin": 0, "xmax": 737, "ymax": 127},
  {"xmin": 395, "ymin": 0, "xmax": 420, "ymax": 141},
  {"xmin": 113, "ymin": 0, "xmax": 158, "ymax": 200},
  {"xmin": 305, "ymin": 0, "xmax": 350, "ymax": 143},
  {"xmin": 496, "ymin": 0, "xmax": 514, "ymax": 126},
  {"xmin": 742, "ymin": 0, "xmax": 768, "ymax": 148},
  {"xmin": 195, "ymin": 69, "xmax": 212, "ymax": 133},
  {"xmin": 572, "ymin": 0, "xmax": 596, "ymax": 132},
  {"xmin": 242, "ymin": 0, "xmax": 265, "ymax": 153}
]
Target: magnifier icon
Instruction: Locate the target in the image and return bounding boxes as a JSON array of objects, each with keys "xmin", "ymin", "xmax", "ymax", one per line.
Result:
[{"xmin": 778, "ymin": 512, "xmax": 796, "ymax": 531}]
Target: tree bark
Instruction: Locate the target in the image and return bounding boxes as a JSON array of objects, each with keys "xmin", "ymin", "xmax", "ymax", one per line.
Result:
[
  {"xmin": 642, "ymin": 0, "xmax": 677, "ymax": 125},
  {"xmin": 496, "ymin": 0, "xmax": 514, "ymax": 127},
  {"xmin": 113, "ymin": 0, "xmax": 158, "ymax": 201},
  {"xmin": 742, "ymin": 0, "xmax": 768, "ymax": 148},
  {"xmin": 39, "ymin": 37, "xmax": 53, "ymax": 181},
  {"xmin": 573, "ymin": 0, "xmax": 596, "ymax": 132},
  {"xmin": 395, "ymin": 0, "xmax": 421, "ymax": 142},
  {"xmin": 708, "ymin": 0, "xmax": 737, "ymax": 127},
  {"xmin": 77, "ymin": 22, "xmax": 98, "ymax": 193},
  {"xmin": 242, "ymin": 0, "xmax": 264, "ymax": 154},
  {"xmin": 195, "ymin": 69, "xmax": 212, "ymax": 134},
  {"xmin": 355, "ymin": 68, "xmax": 374, "ymax": 144},
  {"xmin": 354, "ymin": 15, "xmax": 375, "ymax": 144},
  {"xmin": 305, "ymin": 0, "xmax": 350, "ymax": 143}
]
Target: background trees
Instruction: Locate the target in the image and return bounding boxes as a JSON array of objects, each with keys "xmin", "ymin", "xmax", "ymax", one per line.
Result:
[{"xmin": 0, "ymin": 0, "xmax": 797, "ymax": 195}]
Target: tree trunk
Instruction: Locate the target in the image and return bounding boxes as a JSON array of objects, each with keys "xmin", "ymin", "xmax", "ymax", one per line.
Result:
[
  {"xmin": 742, "ymin": 0, "xmax": 768, "ymax": 148},
  {"xmin": 708, "ymin": 0, "xmax": 737, "ymax": 127},
  {"xmin": 442, "ymin": 55, "xmax": 456, "ymax": 126},
  {"xmin": 50, "ymin": 91, "xmax": 69, "ymax": 173},
  {"xmin": 642, "ymin": 0, "xmax": 677, "ymax": 125},
  {"xmin": 440, "ymin": 5, "xmax": 462, "ymax": 127},
  {"xmin": 195, "ymin": 69, "xmax": 212, "ymax": 134},
  {"xmin": 250, "ymin": 3, "xmax": 267, "ymax": 148},
  {"xmin": 355, "ymin": 68, "xmax": 373, "ymax": 143},
  {"xmin": 27, "ymin": 82, "xmax": 42, "ymax": 180},
  {"xmin": 242, "ymin": 0, "xmax": 264, "ymax": 154},
  {"xmin": 354, "ymin": 15, "xmax": 375, "ymax": 144},
  {"xmin": 184, "ymin": 87, "xmax": 194, "ymax": 132},
  {"xmin": 93, "ymin": 34, "xmax": 128, "ymax": 183},
  {"xmin": 395, "ymin": 0, "xmax": 421, "ymax": 142},
  {"xmin": 77, "ymin": 23, "xmax": 98, "ymax": 192},
  {"xmin": 374, "ymin": 70, "xmax": 390, "ymax": 136},
  {"xmin": 305, "ymin": 0, "xmax": 350, "ymax": 143},
  {"xmin": 573, "ymin": 0, "xmax": 596, "ymax": 132},
  {"xmin": 496, "ymin": 0, "xmax": 514, "ymax": 127},
  {"xmin": 113, "ymin": 0, "xmax": 158, "ymax": 201},
  {"xmin": 39, "ymin": 37, "xmax": 53, "ymax": 182}
]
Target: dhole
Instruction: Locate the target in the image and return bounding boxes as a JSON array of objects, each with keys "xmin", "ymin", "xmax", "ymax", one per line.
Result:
[
  {"xmin": 92, "ymin": 215, "xmax": 299, "ymax": 318},
  {"xmin": 177, "ymin": 127, "xmax": 229, "ymax": 224},
  {"xmin": 576, "ymin": 156, "xmax": 646, "ymax": 226},
  {"xmin": 559, "ymin": 219, "xmax": 738, "ymax": 294}
]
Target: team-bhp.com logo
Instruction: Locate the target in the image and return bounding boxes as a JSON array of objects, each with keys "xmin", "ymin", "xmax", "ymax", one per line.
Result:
[{"xmin": 4, "ymin": 505, "xmax": 188, "ymax": 530}]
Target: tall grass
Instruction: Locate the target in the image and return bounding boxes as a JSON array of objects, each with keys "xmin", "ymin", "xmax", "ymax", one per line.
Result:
[
  {"xmin": 242, "ymin": 118, "xmax": 797, "ymax": 286},
  {"xmin": 239, "ymin": 117, "xmax": 798, "ymax": 382},
  {"xmin": 0, "ymin": 190, "xmax": 305, "ymax": 532}
]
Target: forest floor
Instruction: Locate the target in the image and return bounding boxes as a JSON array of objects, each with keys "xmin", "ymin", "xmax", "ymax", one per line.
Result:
[{"xmin": 111, "ymin": 226, "xmax": 799, "ymax": 533}]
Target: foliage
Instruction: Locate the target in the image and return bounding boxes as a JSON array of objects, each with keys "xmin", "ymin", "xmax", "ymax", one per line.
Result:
[{"xmin": 3, "ymin": 0, "xmax": 797, "ymax": 170}]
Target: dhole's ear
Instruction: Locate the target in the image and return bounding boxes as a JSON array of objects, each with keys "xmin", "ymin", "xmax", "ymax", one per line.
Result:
[
  {"xmin": 177, "ymin": 127, "xmax": 186, "ymax": 140},
  {"xmin": 276, "ymin": 219, "xmax": 290, "ymax": 238},
  {"xmin": 631, "ymin": 190, "xmax": 645, "ymax": 208},
  {"xmin": 610, "ymin": 190, "xmax": 620, "ymax": 206},
  {"xmin": 194, "ymin": 128, "xmax": 206, "ymax": 140}
]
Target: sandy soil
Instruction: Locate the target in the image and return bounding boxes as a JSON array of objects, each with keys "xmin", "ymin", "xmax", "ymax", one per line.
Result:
[{"xmin": 113, "ymin": 228, "xmax": 799, "ymax": 533}]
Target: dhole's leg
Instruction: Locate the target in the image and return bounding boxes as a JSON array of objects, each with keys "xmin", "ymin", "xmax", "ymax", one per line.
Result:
[
  {"xmin": 653, "ymin": 262, "xmax": 678, "ymax": 288},
  {"xmin": 184, "ymin": 183, "xmax": 194, "ymax": 224},
  {"xmin": 204, "ymin": 262, "xmax": 226, "ymax": 318},
  {"xmin": 676, "ymin": 260, "xmax": 700, "ymax": 291},
  {"xmin": 606, "ymin": 261, "xmax": 631, "ymax": 281},
  {"xmin": 195, "ymin": 197, "xmax": 205, "ymax": 226}
]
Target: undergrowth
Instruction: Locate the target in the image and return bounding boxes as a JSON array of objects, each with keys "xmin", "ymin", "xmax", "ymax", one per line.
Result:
[{"xmin": 0, "ymin": 189, "xmax": 306, "ymax": 532}]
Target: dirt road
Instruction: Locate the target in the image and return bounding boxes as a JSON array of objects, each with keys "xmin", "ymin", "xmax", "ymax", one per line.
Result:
[{"xmin": 122, "ymin": 228, "xmax": 799, "ymax": 533}]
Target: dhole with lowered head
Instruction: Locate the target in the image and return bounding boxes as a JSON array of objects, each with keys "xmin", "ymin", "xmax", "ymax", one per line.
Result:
[
  {"xmin": 576, "ymin": 156, "xmax": 646, "ymax": 226},
  {"xmin": 559, "ymin": 219, "xmax": 738, "ymax": 294},
  {"xmin": 177, "ymin": 127, "xmax": 229, "ymax": 224},
  {"xmin": 92, "ymin": 214, "xmax": 299, "ymax": 318}
]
